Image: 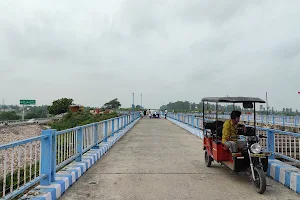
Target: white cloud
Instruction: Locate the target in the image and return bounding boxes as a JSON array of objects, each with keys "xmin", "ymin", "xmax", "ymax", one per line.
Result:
[{"xmin": 0, "ymin": 0, "xmax": 300, "ymax": 110}]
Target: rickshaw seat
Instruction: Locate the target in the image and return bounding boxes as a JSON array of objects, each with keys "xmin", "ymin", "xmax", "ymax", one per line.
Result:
[{"xmin": 205, "ymin": 121, "xmax": 224, "ymax": 139}]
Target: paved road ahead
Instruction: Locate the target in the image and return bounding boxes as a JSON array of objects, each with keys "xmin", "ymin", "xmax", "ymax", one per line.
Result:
[{"xmin": 60, "ymin": 118, "xmax": 299, "ymax": 200}]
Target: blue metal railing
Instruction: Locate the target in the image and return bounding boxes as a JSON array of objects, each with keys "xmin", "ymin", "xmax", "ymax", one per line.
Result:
[
  {"xmin": 0, "ymin": 112, "xmax": 140, "ymax": 199},
  {"xmin": 119, "ymin": 110, "xmax": 300, "ymax": 127},
  {"xmin": 167, "ymin": 113, "xmax": 300, "ymax": 164},
  {"xmin": 178, "ymin": 113, "xmax": 300, "ymax": 127}
]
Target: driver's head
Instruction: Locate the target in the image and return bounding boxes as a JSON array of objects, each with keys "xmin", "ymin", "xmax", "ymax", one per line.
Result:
[{"xmin": 231, "ymin": 110, "xmax": 241, "ymax": 124}]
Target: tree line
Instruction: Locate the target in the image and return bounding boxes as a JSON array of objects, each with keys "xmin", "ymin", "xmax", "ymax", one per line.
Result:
[
  {"xmin": 0, "ymin": 97, "xmax": 123, "ymax": 121},
  {"xmin": 159, "ymin": 101, "xmax": 299, "ymax": 116},
  {"xmin": 0, "ymin": 106, "xmax": 48, "ymax": 121}
]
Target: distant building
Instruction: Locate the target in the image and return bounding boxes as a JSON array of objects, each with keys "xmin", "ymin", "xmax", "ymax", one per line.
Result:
[{"xmin": 69, "ymin": 105, "xmax": 84, "ymax": 113}]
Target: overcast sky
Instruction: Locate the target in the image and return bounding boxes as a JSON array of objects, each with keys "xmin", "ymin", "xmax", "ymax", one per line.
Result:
[{"xmin": 0, "ymin": 0, "xmax": 300, "ymax": 110}]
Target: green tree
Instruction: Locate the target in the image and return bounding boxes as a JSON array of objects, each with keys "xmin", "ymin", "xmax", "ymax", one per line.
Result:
[
  {"xmin": 191, "ymin": 102, "xmax": 196, "ymax": 110},
  {"xmin": 0, "ymin": 111, "xmax": 21, "ymax": 120},
  {"xmin": 25, "ymin": 108, "xmax": 48, "ymax": 119},
  {"xmin": 48, "ymin": 98, "xmax": 74, "ymax": 115},
  {"xmin": 25, "ymin": 113, "xmax": 39, "ymax": 119},
  {"xmin": 103, "ymin": 98, "xmax": 121, "ymax": 110},
  {"xmin": 135, "ymin": 105, "xmax": 142, "ymax": 110}
]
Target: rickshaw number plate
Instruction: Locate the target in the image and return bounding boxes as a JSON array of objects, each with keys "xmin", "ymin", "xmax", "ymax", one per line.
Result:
[{"xmin": 251, "ymin": 153, "xmax": 266, "ymax": 158}]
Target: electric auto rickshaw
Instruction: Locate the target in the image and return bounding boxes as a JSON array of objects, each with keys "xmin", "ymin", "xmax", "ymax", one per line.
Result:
[{"xmin": 202, "ymin": 97, "xmax": 271, "ymax": 194}]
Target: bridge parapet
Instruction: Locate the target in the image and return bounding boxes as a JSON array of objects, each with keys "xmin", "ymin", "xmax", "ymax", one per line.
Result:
[{"xmin": 0, "ymin": 112, "xmax": 140, "ymax": 199}]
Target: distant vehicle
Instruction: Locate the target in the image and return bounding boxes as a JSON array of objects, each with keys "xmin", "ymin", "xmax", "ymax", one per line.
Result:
[{"xmin": 27, "ymin": 119, "xmax": 38, "ymax": 124}]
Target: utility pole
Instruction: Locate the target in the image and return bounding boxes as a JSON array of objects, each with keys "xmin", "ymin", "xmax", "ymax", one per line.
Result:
[
  {"xmin": 266, "ymin": 92, "xmax": 269, "ymax": 115},
  {"xmin": 132, "ymin": 93, "xmax": 135, "ymax": 122},
  {"xmin": 22, "ymin": 105, "xmax": 25, "ymax": 120},
  {"xmin": 141, "ymin": 94, "xmax": 142, "ymax": 108},
  {"xmin": 132, "ymin": 93, "xmax": 135, "ymax": 112},
  {"xmin": 2, "ymin": 98, "xmax": 5, "ymax": 112}
]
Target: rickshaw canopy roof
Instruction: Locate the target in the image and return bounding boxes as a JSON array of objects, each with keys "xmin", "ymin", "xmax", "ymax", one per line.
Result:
[{"xmin": 201, "ymin": 97, "xmax": 266, "ymax": 103}]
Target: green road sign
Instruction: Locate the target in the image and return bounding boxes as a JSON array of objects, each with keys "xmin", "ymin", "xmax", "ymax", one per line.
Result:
[{"xmin": 20, "ymin": 100, "xmax": 36, "ymax": 105}]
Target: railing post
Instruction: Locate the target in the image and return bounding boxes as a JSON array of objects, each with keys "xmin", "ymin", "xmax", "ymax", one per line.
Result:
[
  {"xmin": 104, "ymin": 121, "xmax": 108, "ymax": 142},
  {"xmin": 272, "ymin": 116, "xmax": 275, "ymax": 125},
  {"xmin": 51, "ymin": 130, "xmax": 56, "ymax": 182},
  {"xmin": 41, "ymin": 129, "xmax": 55, "ymax": 185},
  {"xmin": 119, "ymin": 117, "xmax": 122, "ymax": 130},
  {"xmin": 266, "ymin": 129, "xmax": 275, "ymax": 159},
  {"xmin": 112, "ymin": 119, "xmax": 115, "ymax": 137},
  {"xmin": 92, "ymin": 123, "xmax": 99, "ymax": 149},
  {"xmin": 76, "ymin": 127, "xmax": 83, "ymax": 161},
  {"xmin": 196, "ymin": 118, "xmax": 199, "ymax": 129},
  {"xmin": 123, "ymin": 116, "xmax": 125, "ymax": 128},
  {"xmin": 123, "ymin": 116, "xmax": 125, "ymax": 129},
  {"xmin": 117, "ymin": 117, "xmax": 120, "ymax": 132},
  {"xmin": 192, "ymin": 115, "xmax": 195, "ymax": 127}
]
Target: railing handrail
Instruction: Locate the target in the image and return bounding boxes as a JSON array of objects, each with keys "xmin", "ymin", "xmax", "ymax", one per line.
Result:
[{"xmin": 0, "ymin": 135, "xmax": 47, "ymax": 150}]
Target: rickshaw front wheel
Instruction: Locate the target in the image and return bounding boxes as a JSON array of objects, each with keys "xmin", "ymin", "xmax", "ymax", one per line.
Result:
[{"xmin": 252, "ymin": 167, "xmax": 266, "ymax": 194}]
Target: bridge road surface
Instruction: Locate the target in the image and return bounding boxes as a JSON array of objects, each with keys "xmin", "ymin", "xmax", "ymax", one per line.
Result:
[{"xmin": 60, "ymin": 118, "xmax": 299, "ymax": 200}]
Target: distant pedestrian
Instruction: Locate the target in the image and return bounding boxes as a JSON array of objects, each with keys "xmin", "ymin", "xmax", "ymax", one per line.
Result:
[{"xmin": 164, "ymin": 109, "xmax": 168, "ymax": 119}]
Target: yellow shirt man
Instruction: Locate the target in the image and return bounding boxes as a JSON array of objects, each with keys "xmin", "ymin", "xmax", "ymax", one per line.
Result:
[{"xmin": 221, "ymin": 119, "xmax": 238, "ymax": 144}]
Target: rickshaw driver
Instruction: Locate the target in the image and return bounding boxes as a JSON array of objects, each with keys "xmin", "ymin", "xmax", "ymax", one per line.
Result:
[{"xmin": 222, "ymin": 111, "xmax": 247, "ymax": 153}]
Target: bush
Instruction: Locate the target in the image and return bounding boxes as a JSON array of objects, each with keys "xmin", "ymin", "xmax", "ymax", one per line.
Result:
[{"xmin": 50, "ymin": 111, "xmax": 118, "ymax": 131}]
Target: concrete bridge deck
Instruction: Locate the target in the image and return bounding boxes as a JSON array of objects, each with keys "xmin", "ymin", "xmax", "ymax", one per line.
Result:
[{"xmin": 59, "ymin": 118, "xmax": 299, "ymax": 200}]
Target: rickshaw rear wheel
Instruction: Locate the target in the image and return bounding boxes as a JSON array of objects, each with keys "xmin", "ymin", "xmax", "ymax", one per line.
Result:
[
  {"xmin": 205, "ymin": 151, "xmax": 212, "ymax": 167},
  {"xmin": 252, "ymin": 167, "xmax": 266, "ymax": 194}
]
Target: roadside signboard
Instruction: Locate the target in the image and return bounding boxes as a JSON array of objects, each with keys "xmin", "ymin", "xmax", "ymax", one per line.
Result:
[{"xmin": 20, "ymin": 100, "xmax": 36, "ymax": 105}]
